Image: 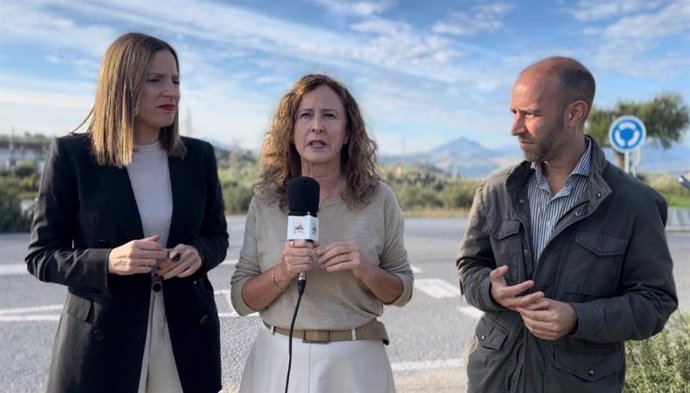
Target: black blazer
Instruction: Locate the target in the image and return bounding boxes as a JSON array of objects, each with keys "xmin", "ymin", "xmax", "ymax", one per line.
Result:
[{"xmin": 26, "ymin": 133, "xmax": 228, "ymax": 393}]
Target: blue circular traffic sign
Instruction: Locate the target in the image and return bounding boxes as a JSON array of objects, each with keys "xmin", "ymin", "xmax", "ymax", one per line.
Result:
[{"xmin": 608, "ymin": 115, "xmax": 646, "ymax": 153}]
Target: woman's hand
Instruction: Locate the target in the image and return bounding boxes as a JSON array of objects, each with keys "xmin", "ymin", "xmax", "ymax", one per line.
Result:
[
  {"xmin": 156, "ymin": 244, "xmax": 204, "ymax": 280},
  {"xmin": 278, "ymin": 240, "xmax": 318, "ymax": 281},
  {"xmin": 318, "ymin": 240, "xmax": 404, "ymax": 304},
  {"xmin": 271, "ymin": 240, "xmax": 318, "ymax": 290},
  {"xmin": 107, "ymin": 234, "xmax": 168, "ymax": 275},
  {"xmin": 316, "ymin": 240, "xmax": 373, "ymax": 280}
]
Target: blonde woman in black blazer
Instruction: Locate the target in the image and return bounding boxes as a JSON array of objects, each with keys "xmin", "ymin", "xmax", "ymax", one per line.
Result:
[{"xmin": 26, "ymin": 32, "xmax": 228, "ymax": 393}]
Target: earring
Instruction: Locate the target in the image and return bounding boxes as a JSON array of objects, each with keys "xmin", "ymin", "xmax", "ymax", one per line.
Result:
[{"xmin": 133, "ymin": 106, "xmax": 139, "ymax": 117}]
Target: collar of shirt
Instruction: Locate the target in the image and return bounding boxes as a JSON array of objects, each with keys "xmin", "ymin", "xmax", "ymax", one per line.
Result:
[{"xmin": 529, "ymin": 137, "xmax": 592, "ymax": 196}]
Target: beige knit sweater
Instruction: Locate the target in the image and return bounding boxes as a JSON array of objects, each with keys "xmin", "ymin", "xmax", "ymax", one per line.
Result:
[{"xmin": 231, "ymin": 181, "xmax": 414, "ymax": 330}]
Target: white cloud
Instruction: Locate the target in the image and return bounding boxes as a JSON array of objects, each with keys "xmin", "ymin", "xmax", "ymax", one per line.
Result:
[
  {"xmin": 308, "ymin": 0, "xmax": 395, "ymax": 17},
  {"xmin": 0, "ymin": 1, "xmax": 116, "ymax": 57},
  {"xmin": 2, "ymin": 0, "xmax": 685, "ymax": 154},
  {"xmin": 583, "ymin": 1, "xmax": 690, "ymax": 78},
  {"xmin": 569, "ymin": 0, "xmax": 665, "ymax": 21},
  {"xmin": 432, "ymin": 2, "xmax": 513, "ymax": 36},
  {"xmin": 0, "ymin": 0, "xmax": 509, "ymax": 87}
]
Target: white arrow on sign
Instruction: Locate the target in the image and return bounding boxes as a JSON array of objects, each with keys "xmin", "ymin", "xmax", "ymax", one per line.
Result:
[{"xmin": 609, "ymin": 115, "xmax": 646, "ymax": 153}]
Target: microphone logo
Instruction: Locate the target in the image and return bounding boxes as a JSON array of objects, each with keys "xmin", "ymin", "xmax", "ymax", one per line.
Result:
[
  {"xmin": 287, "ymin": 214, "xmax": 318, "ymax": 240},
  {"xmin": 286, "ymin": 176, "xmax": 320, "ymax": 242}
]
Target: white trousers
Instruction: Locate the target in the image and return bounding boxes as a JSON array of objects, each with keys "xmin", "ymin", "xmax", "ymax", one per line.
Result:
[
  {"xmin": 239, "ymin": 323, "xmax": 396, "ymax": 393},
  {"xmin": 137, "ymin": 287, "xmax": 183, "ymax": 393}
]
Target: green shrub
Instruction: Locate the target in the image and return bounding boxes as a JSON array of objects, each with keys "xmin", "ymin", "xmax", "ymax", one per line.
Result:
[
  {"xmin": 440, "ymin": 180, "xmax": 480, "ymax": 209},
  {"xmin": 19, "ymin": 172, "xmax": 40, "ymax": 193},
  {"xmin": 13, "ymin": 162, "xmax": 38, "ymax": 178},
  {"xmin": 222, "ymin": 181, "xmax": 253, "ymax": 214},
  {"xmin": 0, "ymin": 178, "xmax": 32, "ymax": 233},
  {"xmin": 649, "ymin": 174, "xmax": 690, "ymax": 208},
  {"xmin": 624, "ymin": 310, "xmax": 690, "ymax": 392},
  {"xmin": 218, "ymin": 162, "xmax": 259, "ymax": 214},
  {"xmin": 396, "ymin": 183, "xmax": 444, "ymax": 209}
]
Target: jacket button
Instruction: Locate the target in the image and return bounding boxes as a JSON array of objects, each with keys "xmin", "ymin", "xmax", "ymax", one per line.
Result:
[
  {"xmin": 479, "ymin": 334, "xmax": 485, "ymax": 341},
  {"xmin": 523, "ymin": 248, "xmax": 528, "ymax": 255},
  {"xmin": 596, "ymin": 192, "xmax": 602, "ymax": 198},
  {"xmin": 152, "ymin": 282, "xmax": 162, "ymax": 292},
  {"xmin": 588, "ymin": 369, "xmax": 595, "ymax": 377},
  {"xmin": 575, "ymin": 210, "xmax": 583, "ymax": 216},
  {"xmin": 93, "ymin": 330, "xmax": 106, "ymax": 341},
  {"xmin": 200, "ymin": 315, "xmax": 208, "ymax": 325},
  {"xmin": 519, "ymin": 199, "xmax": 525, "ymax": 204}
]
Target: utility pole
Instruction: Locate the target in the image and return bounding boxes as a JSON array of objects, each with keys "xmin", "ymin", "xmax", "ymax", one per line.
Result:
[
  {"xmin": 184, "ymin": 107, "xmax": 194, "ymax": 136},
  {"xmin": 9, "ymin": 126, "xmax": 16, "ymax": 176}
]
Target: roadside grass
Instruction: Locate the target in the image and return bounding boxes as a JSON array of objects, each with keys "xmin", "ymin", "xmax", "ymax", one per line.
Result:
[
  {"xmin": 403, "ymin": 207, "xmax": 469, "ymax": 218},
  {"xmin": 624, "ymin": 309, "xmax": 690, "ymax": 393},
  {"xmin": 664, "ymin": 194, "xmax": 690, "ymax": 208},
  {"xmin": 649, "ymin": 174, "xmax": 690, "ymax": 208}
]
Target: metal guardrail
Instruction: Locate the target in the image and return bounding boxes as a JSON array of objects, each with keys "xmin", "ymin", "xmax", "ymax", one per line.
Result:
[
  {"xmin": 679, "ymin": 174, "xmax": 690, "ymax": 190},
  {"xmin": 668, "ymin": 207, "xmax": 690, "ymax": 232}
]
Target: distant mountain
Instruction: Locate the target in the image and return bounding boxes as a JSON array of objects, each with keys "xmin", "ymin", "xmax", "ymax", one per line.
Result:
[
  {"xmin": 381, "ymin": 137, "xmax": 690, "ymax": 179},
  {"xmin": 380, "ymin": 137, "xmax": 520, "ymax": 178}
]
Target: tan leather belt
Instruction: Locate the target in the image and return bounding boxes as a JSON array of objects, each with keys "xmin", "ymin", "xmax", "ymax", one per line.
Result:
[{"xmin": 264, "ymin": 319, "xmax": 389, "ymax": 345}]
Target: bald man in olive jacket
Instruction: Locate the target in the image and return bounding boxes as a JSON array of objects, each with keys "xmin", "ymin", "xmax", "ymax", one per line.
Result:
[{"xmin": 457, "ymin": 56, "xmax": 677, "ymax": 393}]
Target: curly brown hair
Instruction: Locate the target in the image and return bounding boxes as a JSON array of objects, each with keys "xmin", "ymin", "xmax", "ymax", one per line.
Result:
[{"xmin": 255, "ymin": 74, "xmax": 379, "ymax": 210}]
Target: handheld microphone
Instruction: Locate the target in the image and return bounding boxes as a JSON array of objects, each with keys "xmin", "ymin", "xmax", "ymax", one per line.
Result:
[{"xmin": 286, "ymin": 176, "xmax": 320, "ymax": 288}]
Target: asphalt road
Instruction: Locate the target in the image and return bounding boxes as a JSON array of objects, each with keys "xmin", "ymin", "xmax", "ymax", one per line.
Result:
[{"xmin": 0, "ymin": 217, "xmax": 688, "ymax": 392}]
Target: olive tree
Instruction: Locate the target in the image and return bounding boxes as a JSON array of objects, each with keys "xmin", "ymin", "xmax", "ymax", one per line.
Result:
[{"xmin": 586, "ymin": 93, "xmax": 689, "ymax": 169}]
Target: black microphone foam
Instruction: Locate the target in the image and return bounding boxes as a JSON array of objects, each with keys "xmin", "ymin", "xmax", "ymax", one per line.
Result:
[{"xmin": 287, "ymin": 176, "xmax": 320, "ymax": 216}]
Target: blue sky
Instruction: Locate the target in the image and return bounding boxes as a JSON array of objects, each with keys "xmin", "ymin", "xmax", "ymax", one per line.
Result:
[{"xmin": 1, "ymin": 0, "xmax": 689, "ymax": 155}]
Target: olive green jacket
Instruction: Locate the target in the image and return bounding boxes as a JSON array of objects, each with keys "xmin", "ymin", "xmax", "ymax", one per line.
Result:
[{"xmin": 457, "ymin": 138, "xmax": 677, "ymax": 393}]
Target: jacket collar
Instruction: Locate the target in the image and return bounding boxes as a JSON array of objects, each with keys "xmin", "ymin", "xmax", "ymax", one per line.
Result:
[
  {"xmin": 505, "ymin": 136, "xmax": 612, "ymax": 211},
  {"xmin": 96, "ymin": 164, "xmax": 144, "ymax": 241},
  {"xmin": 95, "ymin": 151, "xmax": 190, "ymax": 248}
]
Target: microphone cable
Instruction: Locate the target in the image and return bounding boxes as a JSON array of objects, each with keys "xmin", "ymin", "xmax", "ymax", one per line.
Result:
[{"xmin": 284, "ymin": 276, "xmax": 307, "ymax": 393}]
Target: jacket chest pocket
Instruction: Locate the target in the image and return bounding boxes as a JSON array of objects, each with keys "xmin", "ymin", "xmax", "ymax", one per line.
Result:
[
  {"xmin": 563, "ymin": 230, "xmax": 627, "ymax": 299},
  {"xmin": 483, "ymin": 219, "xmax": 523, "ymax": 284}
]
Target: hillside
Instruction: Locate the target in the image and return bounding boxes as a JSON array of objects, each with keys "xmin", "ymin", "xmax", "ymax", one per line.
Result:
[{"xmin": 381, "ymin": 137, "xmax": 690, "ymax": 179}]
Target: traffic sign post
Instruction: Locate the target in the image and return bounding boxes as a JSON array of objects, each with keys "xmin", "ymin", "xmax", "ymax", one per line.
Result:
[{"xmin": 608, "ymin": 115, "xmax": 646, "ymax": 174}]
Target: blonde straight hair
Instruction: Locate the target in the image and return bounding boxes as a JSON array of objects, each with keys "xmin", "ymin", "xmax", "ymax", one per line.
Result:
[{"xmin": 81, "ymin": 32, "xmax": 185, "ymax": 167}]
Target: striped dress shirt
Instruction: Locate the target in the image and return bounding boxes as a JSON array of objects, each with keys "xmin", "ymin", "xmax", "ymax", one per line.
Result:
[{"xmin": 527, "ymin": 138, "xmax": 592, "ymax": 267}]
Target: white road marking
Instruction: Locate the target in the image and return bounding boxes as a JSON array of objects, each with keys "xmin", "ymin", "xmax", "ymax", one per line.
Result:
[
  {"xmin": 215, "ymin": 289, "xmax": 239, "ymax": 318},
  {"xmin": 0, "ymin": 315, "xmax": 60, "ymax": 322},
  {"xmin": 0, "ymin": 291, "xmax": 256, "ymax": 322},
  {"xmin": 457, "ymin": 306, "xmax": 483, "ymax": 319},
  {"xmin": 0, "ymin": 260, "xmax": 238, "ymax": 277},
  {"xmin": 0, "ymin": 304, "xmax": 63, "ymax": 322},
  {"xmin": 220, "ymin": 259, "xmax": 238, "ymax": 266},
  {"xmin": 392, "ymin": 358, "xmax": 462, "ymax": 372},
  {"xmin": 0, "ymin": 264, "xmax": 28, "ymax": 276},
  {"xmin": 414, "ymin": 278, "xmax": 461, "ymax": 298},
  {"xmin": 0, "ymin": 304, "xmax": 62, "ymax": 315}
]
